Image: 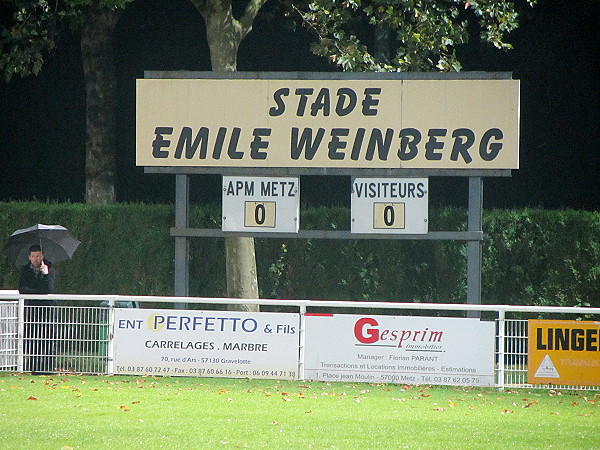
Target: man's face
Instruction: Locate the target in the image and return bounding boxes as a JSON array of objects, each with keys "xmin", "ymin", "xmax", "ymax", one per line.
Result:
[{"xmin": 28, "ymin": 251, "xmax": 44, "ymax": 268}]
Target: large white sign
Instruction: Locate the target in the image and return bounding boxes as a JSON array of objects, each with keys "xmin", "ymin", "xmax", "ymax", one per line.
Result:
[
  {"xmin": 113, "ymin": 309, "xmax": 299, "ymax": 379},
  {"xmin": 304, "ymin": 314, "xmax": 495, "ymax": 386},
  {"xmin": 351, "ymin": 178, "xmax": 428, "ymax": 234},
  {"xmin": 137, "ymin": 78, "xmax": 520, "ymax": 170},
  {"xmin": 222, "ymin": 176, "xmax": 299, "ymax": 233}
]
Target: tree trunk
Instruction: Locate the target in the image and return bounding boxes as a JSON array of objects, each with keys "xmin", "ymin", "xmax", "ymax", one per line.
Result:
[
  {"xmin": 80, "ymin": 8, "xmax": 120, "ymax": 204},
  {"xmin": 374, "ymin": 24, "xmax": 391, "ymax": 65},
  {"xmin": 192, "ymin": 0, "xmax": 267, "ymax": 311}
]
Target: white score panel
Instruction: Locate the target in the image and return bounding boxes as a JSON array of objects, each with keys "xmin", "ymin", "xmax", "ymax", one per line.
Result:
[
  {"xmin": 351, "ymin": 178, "xmax": 428, "ymax": 234},
  {"xmin": 222, "ymin": 176, "xmax": 299, "ymax": 233}
]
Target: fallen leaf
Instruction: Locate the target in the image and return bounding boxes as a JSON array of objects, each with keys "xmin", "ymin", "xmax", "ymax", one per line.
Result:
[
  {"xmin": 120, "ymin": 405, "xmax": 129, "ymax": 411},
  {"xmin": 448, "ymin": 401, "xmax": 456, "ymax": 408},
  {"xmin": 433, "ymin": 408, "xmax": 445, "ymax": 411},
  {"xmin": 27, "ymin": 396, "xmax": 37, "ymax": 401}
]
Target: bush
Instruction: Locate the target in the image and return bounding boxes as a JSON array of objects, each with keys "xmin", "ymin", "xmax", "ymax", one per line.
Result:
[{"xmin": 0, "ymin": 202, "xmax": 598, "ymax": 308}]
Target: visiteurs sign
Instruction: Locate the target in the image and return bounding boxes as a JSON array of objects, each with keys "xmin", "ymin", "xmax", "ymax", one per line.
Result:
[{"xmin": 136, "ymin": 78, "xmax": 519, "ymax": 170}]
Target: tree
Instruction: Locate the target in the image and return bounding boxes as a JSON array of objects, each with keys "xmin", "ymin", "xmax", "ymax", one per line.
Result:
[
  {"xmin": 189, "ymin": 0, "xmax": 268, "ymax": 311},
  {"xmin": 294, "ymin": 0, "xmax": 535, "ymax": 72},
  {"xmin": 0, "ymin": 0, "xmax": 133, "ymax": 203},
  {"xmin": 1, "ymin": 0, "xmax": 266, "ymax": 307}
]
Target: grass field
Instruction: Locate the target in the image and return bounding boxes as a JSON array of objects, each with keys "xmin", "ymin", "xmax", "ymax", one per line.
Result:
[{"xmin": 1, "ymin": 373, "xmax": 598, "ymax": 449}]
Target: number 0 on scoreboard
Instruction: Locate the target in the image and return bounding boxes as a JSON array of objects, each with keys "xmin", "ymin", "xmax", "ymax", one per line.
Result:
[
  {"xmin": 373, "ymin": 203, "xmax": 405, "ymax": 229},
  {"xmin": 244, "ymin": 201, "xmax": 276, "ymax": 228}
]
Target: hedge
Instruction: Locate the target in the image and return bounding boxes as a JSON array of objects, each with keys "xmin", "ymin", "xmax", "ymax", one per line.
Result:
[{"xmin": 0, "ymin": 202, "xmax": 598, "ymax": 308}]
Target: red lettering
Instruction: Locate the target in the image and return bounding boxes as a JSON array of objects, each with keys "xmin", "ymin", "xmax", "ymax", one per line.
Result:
[{"xmin": 354, "ymin": 318, "xmax": 379, "ymax": 344}]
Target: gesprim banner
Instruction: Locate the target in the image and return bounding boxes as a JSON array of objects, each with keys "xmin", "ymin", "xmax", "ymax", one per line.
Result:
[
  {"xmin": 136, "ymin": 78, "xmax": 519, "ymax": 170},
  {"xmin": 304, "ymin": 314, "xmax": 495, "ymax": 386}
]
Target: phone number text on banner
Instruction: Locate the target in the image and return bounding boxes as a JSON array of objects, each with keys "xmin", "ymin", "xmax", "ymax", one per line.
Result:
[{"xmin": 113, "ymin": 309, "xmax": 300, "ymax": 379}]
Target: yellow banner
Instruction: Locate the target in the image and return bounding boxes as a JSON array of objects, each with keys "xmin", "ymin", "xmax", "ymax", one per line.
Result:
[
  {"xmin": 136, "ymin": 78, "xmax": 519, "ymax": 170},
  {"xmin": 528, "ymin": 320, "xmax": 600, "ymax": 386}
]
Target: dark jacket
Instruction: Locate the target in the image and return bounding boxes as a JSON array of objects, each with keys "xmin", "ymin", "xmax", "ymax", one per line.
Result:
[{"xmin": 18, "ymin": 260, "xmax": 57, "ymax": 305}]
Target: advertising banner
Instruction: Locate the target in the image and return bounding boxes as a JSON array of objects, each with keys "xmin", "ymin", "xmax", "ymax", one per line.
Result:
[
  {"xmin": 304, "ymin": 314, "xmax": 495, "ymax": 386},
  {"xmin": 528, "ymin": 319, "xmax": 600, "ymax": 386},
  {"xmin": 113, "ymin": 309, "xmax": 299, "ymax": 379},
  {"xmin": 137, "ymin": 78, "xmax": 519, "ymax": 170}
]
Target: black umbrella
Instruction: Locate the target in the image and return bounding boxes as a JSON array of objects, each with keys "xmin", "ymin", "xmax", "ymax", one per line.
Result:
[{"xmin": 3, "ymin": 224, "xmax": 81, "ymax": 266}]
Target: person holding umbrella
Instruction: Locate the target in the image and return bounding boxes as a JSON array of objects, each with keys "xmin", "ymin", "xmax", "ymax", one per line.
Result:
[
  {"xmin": 19, "ymin": 244, "xmax": 58, "ymax": 374},
  {"xmin": 4, "ymin": 224, "xmax": 80, "ymax": 375},
  {"xmin": 18, "ymin": 244, "xmax": 56, "ymax": 295}
]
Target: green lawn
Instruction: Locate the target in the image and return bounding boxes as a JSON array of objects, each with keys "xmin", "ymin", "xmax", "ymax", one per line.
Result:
[{"xmin": 1, "ymin": 373, "xmax": 598, "ymax": 449}]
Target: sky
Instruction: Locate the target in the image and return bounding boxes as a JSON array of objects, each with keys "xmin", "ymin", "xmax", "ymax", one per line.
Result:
[{"xmin": 0, "ymin": 0, "xmax": 598, "ymax": 210}]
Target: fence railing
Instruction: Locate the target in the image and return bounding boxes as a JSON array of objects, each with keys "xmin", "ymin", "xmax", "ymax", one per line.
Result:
[{"xmin": 1, "ymin": 292, "xmax": 599, "ymax": 390}]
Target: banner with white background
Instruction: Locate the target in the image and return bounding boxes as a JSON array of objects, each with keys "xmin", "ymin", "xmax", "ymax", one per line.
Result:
[
  {"xmin": 113, "ymin": 309, "xmax": 299, "ymax": 379},
  {"xmin": 304, "ymin": 314, "xmax": 495, "ymax": 386}
]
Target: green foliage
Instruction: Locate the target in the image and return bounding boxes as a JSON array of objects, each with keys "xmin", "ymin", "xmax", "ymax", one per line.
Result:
[
  {"xmin": 0, "ymin": 202, "xmax": 598, "ymax": 308},
  {"xmin": 482, "ymin": 209, "xmax": 600, "ymax": 307},
  {"xmin": 0, "ymin": 201, "xmax": 175, "ymax": 296},
  {"xmin": 294, "ymin": 0, "xmax": 535, "ymax": 72},
  {"xmin": 0, "ymin": 0, "xmax": 133, "ymax": 82}
]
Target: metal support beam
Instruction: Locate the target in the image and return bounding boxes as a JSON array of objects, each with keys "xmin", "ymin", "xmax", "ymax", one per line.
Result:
[
  {"xmin": 174, "ymin": 174, "xmax": 189, "ymax": 308},
  {"xmin": 467, "ymin": 177, "xmax": 483, "ymax": 317},
  {"xmin": 170, "ymin": 228, "xmax": 484, "ymax": 241}
]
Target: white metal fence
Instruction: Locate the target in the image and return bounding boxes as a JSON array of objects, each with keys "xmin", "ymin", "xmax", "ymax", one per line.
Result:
[{"xmin": 1, "ymin": 293, "xmax": 599, "ymax": 390}]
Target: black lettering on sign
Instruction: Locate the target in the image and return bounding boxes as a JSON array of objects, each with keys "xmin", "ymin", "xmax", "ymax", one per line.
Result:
[
  {"xmin": 328, "ymin": 128, "xmax": 349, "ymax": 160},
  {"xmin": 250, "ymin": 128, "xmax": 271, "ymax": 160},
  {"xmin": 291, "ymin": 128, "xmax": 324, "ymax": 160},
  {"xmin": 336, "ymin": 88, "xmax": 357, "ymax": 116},
  {"xmin": 425, "ymin": 129, "xmax": 447, "ymax": 161},
  {"xmin": 480, "ymin": 128, "xmax": 503, "ymax": 161},
  {"xmin": 450, "ymin": 128, "xmax": 475, "ymax": 163},
  {"xmin": 269, "ymin": 88, "xmax": 289, "ymax": 116},
  {"xmin": 174, "ymin": 127, "xmax": 209, "ymax": 159},
  {"xmin": 260, "ymin": 181, "xmax": 297, "ymax": 197},
  {"xmin": 225, "ymin": 180, "xmax": 254, "ymax": 196},
  {"xmin": 536, "ymin": 327, "xmax": 599, "ymax": 352},
  {"xmin": 365, "ymin": 128, "xmax": 394, "ymax": 161},
  {"xmin": 268, "ymin": 87, "xmax": 379, "ymax": 117},
  {"xmin": 152, "ymin": 127, "xmax": 173, "ymax": 158},
  {"xmin": 398, "ymin": 128, "xmax": 421, "ymax": 161},
  {"xmin": 226, "ymin": 127, "xmax": 243, "ymax": 159}
]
